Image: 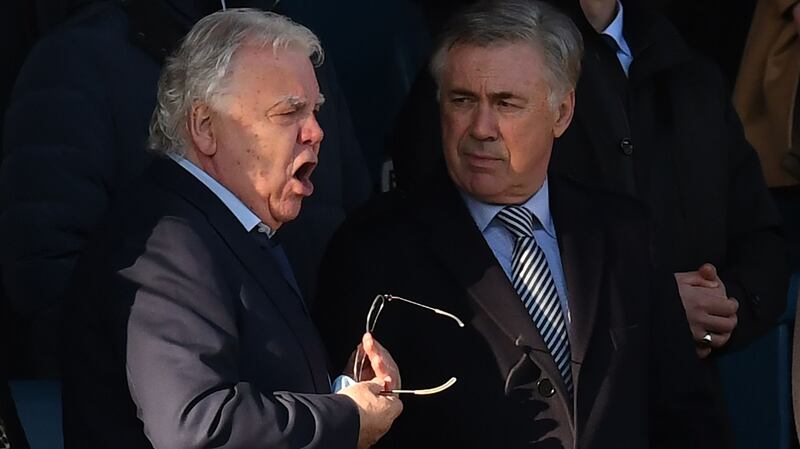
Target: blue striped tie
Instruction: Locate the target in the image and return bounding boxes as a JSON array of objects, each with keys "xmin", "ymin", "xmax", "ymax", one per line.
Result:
[{"xmin": 496, "ymin": 206, "xmax": 573, "ymax": 394}]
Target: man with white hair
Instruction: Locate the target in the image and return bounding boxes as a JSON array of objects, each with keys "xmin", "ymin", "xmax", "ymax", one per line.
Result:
[
  {"xmin": 61, "ymin": 9, "xmax": 401, "ymax": 449},
  {"xmin": 316, "ymin": 1, "xmax": 722, "ymax": 447}
]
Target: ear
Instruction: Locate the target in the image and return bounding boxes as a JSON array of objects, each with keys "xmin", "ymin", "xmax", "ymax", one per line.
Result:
[
  {"xmin": 188, "ymin": 101, "xmax": 216, "ymax": 157},
  {"xmin": 552, "ymin": 89, "xmax": 575, "ymax": 139}
]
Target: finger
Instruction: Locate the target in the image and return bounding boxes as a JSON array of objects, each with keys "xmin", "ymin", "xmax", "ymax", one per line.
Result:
[
  {"xmin": 363, "ymin": 379, "xmax": 384, "ymax": 394},
  {"xmin": 675, "ymin": 272, "xmax": 719, "ymax": 288},
  {"xmin": 698, "ymin": 263, "xmax": 719, "ymax": 282},
  {"xmin": 362, "ymin": 332, "xmax": 374, "ymax": 353},
  {"xmin": 696, "ymin": 314, "xmax": 737, "ymax": 335},
  {"xmin": 370, "ymin": 337, "xmax": 401, "ymax": 387},
  {"xmin": 703, "ymin": 296, "xmax": 738, "ymax": 317},
  {"xmin": 695, "ymin": 331, "xmax": 732, "ymax": 350},
  {"xmin": 363, "ymin": 333, "xmax": 401, "ymax": 389},
  {"xmin": 689, "ymin": 326, "xmax": 707, "ymax": 342},
  {"xmin": 362, "ymin": 333, "xmax": 386, "ymax": 374},
  {"xmin": 362, "ymin": 332, "xmax": 381, "ymax": 361},
  {"xmin": 708, "ymin": 331, "xmax": 732, "ymax": 348}
]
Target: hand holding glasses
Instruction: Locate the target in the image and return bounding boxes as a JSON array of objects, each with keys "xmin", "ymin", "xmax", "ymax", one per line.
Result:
[{"xmin": 353, "ymin": 294, "xmax": 465, "ymax": 396}]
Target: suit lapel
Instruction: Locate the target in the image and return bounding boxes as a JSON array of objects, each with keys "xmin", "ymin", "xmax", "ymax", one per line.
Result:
[
  {"xmin": 150, "ymin": 158, "xmax": 331, "ymax": 392},
  {"xmin": 416, "ymin": 177, "xmax": 573, "ymax": 414},
  {"xmin": 549, "ymin": 178, "xmax": 604, "ymax": 393}
]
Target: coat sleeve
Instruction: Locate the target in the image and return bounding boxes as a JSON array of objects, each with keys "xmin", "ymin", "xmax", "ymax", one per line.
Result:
[
  {"xmin": 717, "ymin": 75, "xmax": 789, "ymax": 351},
  {"xmin": 0, "ymin": 29, "xmax": 118, "ymax": 320},
  {"xmin": 122, "ymin": 218, "xmax": 359, "ymax": 449},
  {"xmin": 650, "ymin": 270, "xmax": 727, "ymax": 448},
  {"xmin": 644, "ymin": 216, "xmax": 726, "ymax": 448}
]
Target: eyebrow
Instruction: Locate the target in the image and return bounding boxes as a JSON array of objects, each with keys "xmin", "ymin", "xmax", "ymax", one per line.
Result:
[
  {"xmin": 446, "ymin": 88, "xmax": 524, "ymax": 102},
  {"xmin": 447, "ymin": 88, "xmax": 476, "ymax": 98},
  {"xmin": 285, "ymin": 96, "xmax": 306, "ymax": 108},
  {"xmin": 489, "ymin": 92, "xmax": 521, "ymax": 101},
  {"xmin": 281, "ymin": 94, "xmax": 326, "ymax": 109}
]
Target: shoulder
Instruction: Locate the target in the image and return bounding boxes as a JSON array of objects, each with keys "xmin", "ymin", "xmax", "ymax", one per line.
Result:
[
  {"xmin": 94, "ymin": 167, "xmax": 223, "ymax": 267},
  {"xmin": 334, "ymin": 190, "xmax": 417, "ymax": 239},
  {"xmin": 551, "ymin": 177, "xmax": 658, "ymax": 273},
  {"xmin": 24, "ymin": 4, "xmax": 128, "ymax": 60},
  {"xmin": 630, "ymin": 12, "xmax": 726, "ymax": 88},
  {"xmin": 550, "ymin": 176, "xmax": 654, "ymax": 255},
  {"xmin": 13, "ymin": 3, "xmax": 151, "ymax": 95},
  {"xmin": 552, "ymin": 176, "xmax": 649, "ymax": 224},
  {"xmin": 669, "ymin": 51, "xmax": 727, "ymax": 86}
]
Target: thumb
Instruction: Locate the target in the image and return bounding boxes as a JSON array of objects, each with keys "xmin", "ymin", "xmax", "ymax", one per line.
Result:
[
  {"xmin": 362, "ymin": 332, "xmax": 376, "ymax": 355},
  {"xmin": 365, "ymin": 378, "xmax": 384, "ymax": 393},
  {"xmin": 698, "ymin": 263, "xmax": 718, "ymax": 281}
]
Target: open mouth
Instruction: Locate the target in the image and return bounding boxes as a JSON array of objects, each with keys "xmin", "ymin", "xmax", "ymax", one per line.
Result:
[
  {"xmin": 292, "ymin": 160, "xmax": 317, "ymax": 195},
  {"xmin": 293, "ymin": 161, "xmax": 316, "ymax": 182}
]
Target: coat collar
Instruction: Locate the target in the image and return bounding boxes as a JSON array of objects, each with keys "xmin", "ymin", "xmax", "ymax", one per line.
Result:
[
  {"xmin": 564, "ymin": 0, "xmax": 694, "ymax": 83},
  {"xmin": 623, "ymin": 6, "xmax": 694, "ymax": 83},
  {"xmin": 409, "ymin": 172, "xmax": 606, "ymax": 417},
  {"xmin": 548, "ymin": 176, "xmax": 605, "ymax": 389}
]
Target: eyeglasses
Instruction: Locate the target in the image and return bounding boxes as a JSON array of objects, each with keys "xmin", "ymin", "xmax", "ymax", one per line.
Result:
[{"xmin": 354, "ymin": 294, "xmax": 465, "ymax": 395}]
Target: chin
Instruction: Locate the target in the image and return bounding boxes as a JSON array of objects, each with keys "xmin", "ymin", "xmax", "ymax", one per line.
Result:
[
  {"xmin": 275, "ymin": 201, "xmax": 304, "ymax": 224},
  {"xmin": 459, "ymin": 179, "xmax": 507, "ymax": 202}
]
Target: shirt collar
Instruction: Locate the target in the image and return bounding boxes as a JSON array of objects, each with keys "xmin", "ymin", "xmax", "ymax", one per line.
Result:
[
  {"xmin": 169, "ymin": 154, "xmax": 275, "ymax": 238},
  {"xmin": 461, "ymin": 178, "xmax": 556, "ymax": 238},
  {"xmin": 601, "ymin": 0, "xmax": 631, "ymax": 58}
]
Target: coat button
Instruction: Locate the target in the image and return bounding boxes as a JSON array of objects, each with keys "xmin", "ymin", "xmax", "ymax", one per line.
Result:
[
  {"xmin": 619, "ymin": 137, "xmax": 634, "ymax": 156},
  {"xmin": 537, "ymin": 378, "xmax": 556, "ymax": 398}
]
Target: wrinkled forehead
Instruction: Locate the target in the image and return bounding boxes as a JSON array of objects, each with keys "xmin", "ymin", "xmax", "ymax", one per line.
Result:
[
  {"xmin": 219, "ymin": 44, "xmax": 322, "ymax": 104},
  {"xmin": 444, "ymin": 39, "xmax": 546, "ymax": 68},
  {"xmin": 441, "ymin": 42, "xmax": 550, "ymax": 90}
]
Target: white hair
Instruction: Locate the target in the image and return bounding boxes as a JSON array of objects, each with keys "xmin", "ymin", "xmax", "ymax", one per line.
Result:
[{"xmin": 148, "ymin": 8, "xmax": 323, "ymax": 156}]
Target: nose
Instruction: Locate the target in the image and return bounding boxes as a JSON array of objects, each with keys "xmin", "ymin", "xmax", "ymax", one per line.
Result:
[
  {"xmin": 469, "ymin": 104, "xmax": 499, "ymax": 141},
  {"xmin": 299, "ymin": 114, "xmax": 324, "ymax": 148}
]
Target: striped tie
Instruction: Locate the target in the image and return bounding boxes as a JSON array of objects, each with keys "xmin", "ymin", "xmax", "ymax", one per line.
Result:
[{"xmin": 496, "ymin": 205, "xmax": 573, "ymax": 394}]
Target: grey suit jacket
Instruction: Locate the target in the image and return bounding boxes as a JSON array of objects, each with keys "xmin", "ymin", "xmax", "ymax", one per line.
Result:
[{"xmin": 62, "ymin": 157, "xmax": 359, "ymax": 449}]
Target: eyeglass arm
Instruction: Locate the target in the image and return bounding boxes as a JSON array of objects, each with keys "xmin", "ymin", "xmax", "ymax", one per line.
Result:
[
  {"xmin": 381, "ymin": 377, "xmax": 458, "ymax": 396},
  {"xmin": 385, "ymin": 295, "xmax": 465, "ymax": 328}
]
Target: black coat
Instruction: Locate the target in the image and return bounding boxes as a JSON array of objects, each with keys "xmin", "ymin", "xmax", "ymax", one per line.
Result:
[
  {"xmin": 62, "ymin": 157, "xmax": 359, "ymax": 449},
  {"xmin": 389, "ymin": 0, "xmax": 787, "ymax": 353},
  {"xmin": 0, "ymin": 0, "xmax": 371, "ymax": 377},
  {"xmin": 314, "ymin": 173, "xmax": 723, "ymax": 449},
  {"xmin": 548, "ymin": 0, "xmax": 788, "ymax": 350}
]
